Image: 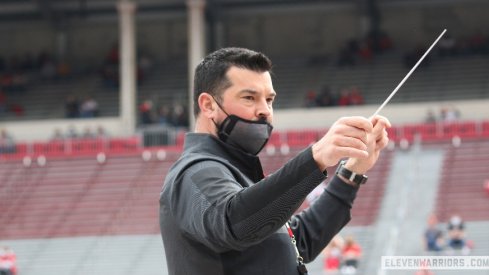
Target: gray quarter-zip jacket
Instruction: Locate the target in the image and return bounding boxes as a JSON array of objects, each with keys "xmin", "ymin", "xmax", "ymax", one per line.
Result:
[{"xmin": 159, "ymin": 133, "xmax": 358, "ymax": 275}]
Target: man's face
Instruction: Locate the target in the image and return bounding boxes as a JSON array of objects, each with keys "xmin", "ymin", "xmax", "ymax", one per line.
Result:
[{"xmin": 215, "ymin": 66, "xmax": 276, "ymax": 124}]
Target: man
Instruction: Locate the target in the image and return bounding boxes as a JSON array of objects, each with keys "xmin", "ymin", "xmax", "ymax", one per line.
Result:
[{"xmin": 159, "ymin": 47, "xmax": 390, "ymax": 275}]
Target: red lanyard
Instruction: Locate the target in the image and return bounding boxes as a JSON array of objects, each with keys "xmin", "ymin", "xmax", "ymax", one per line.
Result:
[{"xmin": 285, "ymin": 222, "xmax": 308, "ymax": 275}]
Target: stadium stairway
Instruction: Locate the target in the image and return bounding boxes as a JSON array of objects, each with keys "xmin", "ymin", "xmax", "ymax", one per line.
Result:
[{"xmin": 361, "ymin": 142, "xmax": 446, "ymax": 275}]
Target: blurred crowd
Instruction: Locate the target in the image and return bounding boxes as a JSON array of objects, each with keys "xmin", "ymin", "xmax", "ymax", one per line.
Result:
[
  {"xmin": 0, "ymin": 246, "xmax": 17, "ymax": 275},
  {"xmin": 423, "ymin": 213, "xmax": 473, "ymax": 255},
  {"xmin": 304, "ymin": 86, "xmax": 364, "ymax": 108}
]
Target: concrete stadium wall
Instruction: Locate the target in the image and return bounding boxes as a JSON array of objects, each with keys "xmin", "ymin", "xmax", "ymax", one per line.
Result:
[{"xmin": 272, "ymin": 99, "xmax": 489, "ymax": 130}]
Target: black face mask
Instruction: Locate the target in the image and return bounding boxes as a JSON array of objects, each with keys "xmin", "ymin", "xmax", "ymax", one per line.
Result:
[{"xmin": 213, "ymin": 98, "xmax": 273, "ymax": 155}]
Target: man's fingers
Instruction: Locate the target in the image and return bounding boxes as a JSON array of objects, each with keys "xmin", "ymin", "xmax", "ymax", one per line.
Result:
[
  {"xmin": 376, "ymin": 132, "xmax": 390, "ymax": 150},
  {"xmin": 335, "ymin": 136, "xmax": 368, "ymax": 152},
  {"xmin": 335, "ymin": 124, "xmax": 369, "ymax": 145},
  {"xmin": 371, "ymin": 115, "xmax": 391, "ymax": 129},
  {"xmin": 341, "ymin": 116, "xmax": 373, "ymax": 133}
]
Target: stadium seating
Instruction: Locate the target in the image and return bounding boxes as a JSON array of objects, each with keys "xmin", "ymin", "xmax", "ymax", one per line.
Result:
[
  {"xmin": 2, "ymin": 120, "xmax": 488, "ymax": 237},
  {"xmin": 435, "ymin": 139, "xmax": 489, "ymax": 222},
  {"xmin": 2, "ymin": 121, "xmax": 489, "ymax": 275},
  {"xmin": 0, "ymin": 151, "xmax": 181, "ymax": 240},
  {"xmin": 1, "ymin": 53, "xmax": 488, "ymax": 122}
]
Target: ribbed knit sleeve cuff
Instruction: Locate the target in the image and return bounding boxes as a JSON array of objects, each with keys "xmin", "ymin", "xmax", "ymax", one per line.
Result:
[{"xmin": 324, "ymin": 175, "xmax": 359, "ymax": 208}]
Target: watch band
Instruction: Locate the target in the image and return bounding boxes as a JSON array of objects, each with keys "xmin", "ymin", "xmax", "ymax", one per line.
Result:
[{"xmin": 335, "ymin": 160, "xmax": 368, "ymax": 185}]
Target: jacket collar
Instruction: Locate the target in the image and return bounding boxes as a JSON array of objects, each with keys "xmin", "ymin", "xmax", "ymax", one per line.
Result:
[{"xmin": 183, "ymin": 133, "xmax": 265, "ymax": 182}]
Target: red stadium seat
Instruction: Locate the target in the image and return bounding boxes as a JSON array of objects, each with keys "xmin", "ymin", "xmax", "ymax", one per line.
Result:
[
  {"xmin": 267, "ymin": 131, "xmax": 282, "ymax": 146},
  {"xmin": 442, "ymin": 121, "xmax": 477, "ymax": 139},
  {"xmin": 71, "ymin": 139, "xmax": 105, "ymax": 154},
  {"xmin": 33, "ymin": 141, "xmax": 65, "ymax": 156},
  {"xmin": 386, "ymin": 126, "xmax": 399, "ymax": 143},
  {"xmin": 285, "ymin": 129, "xmax": 319, "ymax": 147},
  {"xmin": 419, "ymin": 123, "xmax": 439, "ymax": 141},
  {"xmin": 482, "ymin": 121, "xmax": 489, "ymax": 138}
]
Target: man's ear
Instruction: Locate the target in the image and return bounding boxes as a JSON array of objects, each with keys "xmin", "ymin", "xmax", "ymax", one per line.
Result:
[{"xmin": 198, "ymin": 92, "xmax": 216, "ymax": 119}]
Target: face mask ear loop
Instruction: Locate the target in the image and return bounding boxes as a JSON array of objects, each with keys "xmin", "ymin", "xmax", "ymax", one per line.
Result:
[
  {"xmin": 211, "ymin": 95, "xmax": 229, "ymax": 135},
  {"xmin": 211, "ymin": 95, "xmax": 230, "ymax": 117}
]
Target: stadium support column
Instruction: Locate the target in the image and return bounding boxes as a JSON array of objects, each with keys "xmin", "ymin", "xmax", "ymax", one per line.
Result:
[
  {"xmin": 186, "ymin": 0, "xmax": 206, "ymax": 130},
  {"xmin": 118, "ymin": 0, "xmax": 137, "ymax": 136}
]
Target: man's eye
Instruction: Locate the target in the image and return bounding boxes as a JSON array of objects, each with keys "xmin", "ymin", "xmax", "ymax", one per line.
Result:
[{"xmin": 243, "ymin": 96, "xmax": 254, "ymax": 101}]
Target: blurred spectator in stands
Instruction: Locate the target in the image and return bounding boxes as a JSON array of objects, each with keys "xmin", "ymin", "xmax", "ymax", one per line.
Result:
[
  {"xmin": 322, "ymin": 235, "xmax": 344, "ymax": 275},
  {"xmin": 9, "ymin": 103, "xmax": 24, "ymax": 117},
  {"xmin": 337, "ymin": 46, "xmax": 356, "ymax": 67},
  {"xmin": 340, "ymin": 235, "xmax": 362, "ymax": 274},
  {"xmin": 446, "ymin": 214, "xmax": 469, "ymax": 254},
  {"xmin": 82, "ymin": 127, "xmax": 96, "ymax": 139},
  {"xmin": 40, "ymin": 58, "xmax": 57, "ymax": 80},
  {"xmin": 377, "ymin": 31, "xmax": 394, "ymax": 53},
  {"xmin": 424, "ymin": 213, "xmax": 444, "ymax": 252},
  {"xmin": 414, "ymin": 268, "xmax": 434, "ymax": 275},
  {"xmin": 56, "ymin": 60, "xmax": 72, "ymax": 79},
  {"xmin": 80, "ymin": 97, "xmax": 99, "ymax": 118},
  {"xmin": 65, "ymin": 95, "xmax": 80, "ymax": 118},
  {"xmin": 106, "ymin": 44, "xmax": 119, "ymax": 65},
  {"xmin": 0, "ymin": 129, "xmax": 15, "ymax": 154},
  {"xmin": 0, "ymin": 74, "xmax": 12, "ymax": 91},
  {"xmin": 95, "ymin": 125, "xmax": 109, "ymax": 139},
  {"xmin": 348, "ymin": 86, "xmax": 364, "ymax": 105},
  {"xmin": 337, "ymin": 39, "xmax": 358, "ymax": 67},
  {"xmin": 66, "ymin": 125, "xmax": 79, "ymax": 139},
  {"xmin": 137, "ymin": 52, "xmax": 153, "ymax": 85},
  {"xmin": 468, "ymin": 32, "xmax": 488, "ymax": 55},
  {"xmin": 50, "ymin": 128, "xmax": 65, "ymax": 141},
  {"xmin": 357, "ymin": 42, "xmax": 373, "ymax": 63},
  {"xmin": 0, "ymin": 72, "xmax": 26, "ymax": 93},
  {"xmin": 404, "ymin": 46, "xmax": 430, "ymax": 69},
  {"xmin": 304, "ymin": 90, "xmax": 318, "ymax": 108},
  {"xmin": 316, "ymin": 86, "xmax": 336, "ymax": 107},
  {"xmin": 337, "ymin": 88, "xmax": 351, "ymax": 106},
  {"xmin": 158, "ymin": 105, "xmax": 172, "ymax": 126},
  {"xmin": 438, "ymin": 34, "xmax": 457, "ymax": 57},
  {"xmin": 170, "ymin": 103, "xmax": 189, "ymax": 128},
  {"xmin": 11, "ymin": 72, "xmax": 27, "ymax": 92},
  {"xmin": 0, "ymin": 245, "xmax": 17, "ymax": 275},
  {"xmin": 424, "ymin": 109, "xmax": 437, "ymax": 123},
  {"xmin": 101, "ymin": 44, "xmax": 120, "ymax": 89},
  {"xmin": 0, "ymin": 89, "xmax": 6, "ymax": 114},
  {"xmin": 139, "ymin": 99, "xmax": 155, "ymax": 125},
  {"xmin": 101, "ymin": 63, "xmax": 119, "ymax": 89},
  {"xmin": 440, "ymin": 105, "xmax": 460, "ymax": 122}
]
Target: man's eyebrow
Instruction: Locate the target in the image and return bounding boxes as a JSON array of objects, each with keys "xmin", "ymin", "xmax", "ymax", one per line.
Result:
[
  {"xmin": 238, "ymin": 89, "xmax": 258, "ymax": 95},
  {"xmin": 238, "ymin": 89, "xmax": 276, "ymax": 97}
]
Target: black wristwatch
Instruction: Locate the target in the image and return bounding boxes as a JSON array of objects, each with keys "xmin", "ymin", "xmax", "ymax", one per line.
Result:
[{"xmin": 335, "ymin": 160, "xmax": 368, "ymax": 185}]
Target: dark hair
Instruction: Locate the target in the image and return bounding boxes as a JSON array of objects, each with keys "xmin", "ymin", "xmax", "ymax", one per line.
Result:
[{"xmin": 193, "ymin": 47, "xmax": 273, "ymax": 117}]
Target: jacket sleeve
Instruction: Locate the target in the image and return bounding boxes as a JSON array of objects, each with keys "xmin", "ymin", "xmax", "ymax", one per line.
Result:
[
  {"xmin": 170, "ymin": 147, "xmax": 327, "ymax": 252},
  {"xmin": 290, "ymin": 175, "xmax": 359, "ymax": 263}
]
